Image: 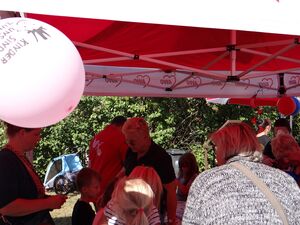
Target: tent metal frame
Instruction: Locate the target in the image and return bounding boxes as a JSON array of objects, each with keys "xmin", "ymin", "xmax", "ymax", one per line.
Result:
[{"xmin": 77, "ymin": 30, "xmax": 300, "ymax": 96}]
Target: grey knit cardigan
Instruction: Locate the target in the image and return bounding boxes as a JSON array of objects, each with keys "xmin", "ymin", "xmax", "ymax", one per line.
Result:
[{"xmin": 182, "ymin": 156, "xmax": 300, "ymax": 225}]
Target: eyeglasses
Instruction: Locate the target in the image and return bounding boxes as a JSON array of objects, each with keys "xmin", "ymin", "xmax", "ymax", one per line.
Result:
[
  {"xmin": 211, "ymin": 142, "xmax": 217, "ymax": 153},
  {"xmin": 205, "ymin": 140, "xmax": 217, "ymax": 153},
  {"xmin": 218, "ymin": 120, "xmax": 242, "ymax": 131}
]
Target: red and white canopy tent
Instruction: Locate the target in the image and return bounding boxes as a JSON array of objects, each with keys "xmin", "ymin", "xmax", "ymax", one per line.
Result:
[{"xmin": 2, "ymin": 0, "xmax": 300, "ymax": 99}]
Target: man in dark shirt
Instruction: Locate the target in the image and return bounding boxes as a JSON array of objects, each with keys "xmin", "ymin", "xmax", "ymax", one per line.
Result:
[
  {"xmin": 263, "ymin": 118, "xmax": 292, "ymax": 166},
  {"xmin": 122, "ymin": 117, "xmax": 177, "ymax": 225}
]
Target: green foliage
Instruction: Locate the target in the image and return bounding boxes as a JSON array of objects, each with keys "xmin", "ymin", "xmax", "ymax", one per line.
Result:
[
  {"xmin": 0, "ymin": 121, "xmax": 7, "ymax": 147},
  {"xmin": 1, "ymin": 96, "xmax": 298, "ymax": 178}
]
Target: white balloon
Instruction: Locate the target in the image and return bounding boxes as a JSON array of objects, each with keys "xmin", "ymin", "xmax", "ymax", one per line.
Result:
[{"xmin": 0, "ymin": 17, "xmax": 85, "ymax": 128}]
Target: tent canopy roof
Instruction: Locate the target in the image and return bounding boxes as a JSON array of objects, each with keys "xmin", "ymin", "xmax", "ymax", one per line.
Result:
[
  {"xmin": 6, "ymin": 7, "xmax": 298, "ymax": 98},
  {"xmin": 29, "ymin": 14, "xmax": 300, "ymax": 72}
]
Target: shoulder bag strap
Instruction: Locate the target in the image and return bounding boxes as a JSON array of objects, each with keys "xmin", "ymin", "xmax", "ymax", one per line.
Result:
[{"xmin": 231, "ymin": 161, "xmax": 289, "ymax": 225}]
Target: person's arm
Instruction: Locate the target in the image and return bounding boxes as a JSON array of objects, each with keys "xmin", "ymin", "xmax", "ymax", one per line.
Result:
[
  {"xmin": 93, "ymin": 208, "xmax": 107, "ymax": 225},
  {"xmin": 176, "ymin": 180, "xmax": 189, "ymax": 195},
  {"xmin": 116, "ymin": 167, "xmax": 126, "ymax": 180},
  {"xmin": 0, "ymin": 195, "xmax": 67, "ymax": 217},
  {"xmin": 177, "ymin": 174, "xmax": 197, "ymax": 196},
  {"xmin": 164, "ymin": 180, "xmax": 177, "ymax": 225}
]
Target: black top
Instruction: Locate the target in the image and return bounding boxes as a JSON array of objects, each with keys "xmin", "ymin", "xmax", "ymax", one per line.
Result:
[
  {"xmin": 124, "ymin": 141, "xmax": 176, "ymax": 217},
  {"xmin": 0, "ymin": 149, "xmax": 53, "ymax": 225},
  {"xmin": 0, "ymin": 150, "xmax": 37, "ymax": 208},
  {"xmin": 258, "ymin": 135, "xmax": 271, "ymax": 147},
  {"xmin": 263, "ymin": 141, "xmax": 275, "ymax": 159},
  {"xmin": 72, "ymin": 200, "xmax": 95, "ymax": 225},
  {"xmin": 124, "ymin": 141, "xmax": 176, "ymax": 184}
]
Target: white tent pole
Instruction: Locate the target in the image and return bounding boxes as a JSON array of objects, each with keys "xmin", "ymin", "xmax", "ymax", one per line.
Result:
[
  {"xmin": 144, "ymin": 47, "xmax": 226, "ymax": 57},
  {"xmin": 131, "ymin": 56, "xmax": 226, "ymax": 81},
  {"xmin": 285, "ymin": 83, "xmax": 300, "ymax": 91},
  {"xmin": 74, "ymin": 41, "xmax": 133, "ymax": 58},
  {"xmin": 238, "ymin": 43, "xmax": 298, "ymax": 78},
  {"xmin": 171, "ymin": 52, "xmax": 229, "ymax": 89},
  {"xmin": 85, "ymin": 57, "xmax": 129, "ymax": 64},
  {"xmin": 241, "ymin": 48, "xmax": 300, "ymax": 64},
  {"xmin": 86, "ymin": 69, "xmax": 162, "ymax": 78},
  {"xmin": 243, "ymin": 67, "xmax": 300, "ymax": 79},
  {"xmin": 82, "ymin": 39, "xmax": 296, "ymax": 64},
  {"xmin": 230, "ymin": 30, "xmax": 236, "ymax": 76},
  {"xmin": 237, "ymin": 39, "xmax": 294, "ymax": 49},
  {"xmin": 83, "ymin": 47, "xmax": 227, "ymax": 64},
  {"xmin": 75, "ymin": 41, "xmax": 227, "ymax": 81},
  {"xmin": 203, "ymin": 52, "xmax": 230, "ymax": 69}
]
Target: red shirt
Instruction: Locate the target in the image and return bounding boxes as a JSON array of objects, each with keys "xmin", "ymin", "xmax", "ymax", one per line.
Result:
[{"xmin": 89, "ymin": 124, "xmax": 128, "ymax": 196}]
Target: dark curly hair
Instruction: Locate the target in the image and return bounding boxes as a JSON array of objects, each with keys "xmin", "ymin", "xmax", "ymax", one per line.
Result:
[{"xmin": 178, "ymin": 152, "xmax": 199, "ymax": 182}]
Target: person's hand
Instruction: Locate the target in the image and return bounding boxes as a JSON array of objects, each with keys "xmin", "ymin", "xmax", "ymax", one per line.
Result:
[
  {"xmin": 95, "ymin": 194, "xmax": 103, "ymax": 210},
  {"xmin": 167, "ymin": 218, "xmax": 178, "ymax": 225},
  {"xmin": 46, "ymin": 195, "xmax": 67, "ymax": 209}
]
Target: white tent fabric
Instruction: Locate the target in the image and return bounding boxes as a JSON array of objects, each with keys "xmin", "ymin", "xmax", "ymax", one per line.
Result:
[
  {"xmin": 2, "ymin": 3, "xmax": 300, "ymax": 98},
  {"xmin": 84, "ymin": 65, "xmax": 300, "ymax": 98},
  {"xmin": 206, "ymin": 98, "xmax": 229, "ymax": 105},
  {"xmin": 3, "ymin": 0, "xmax": 300, "ymax": 35}
]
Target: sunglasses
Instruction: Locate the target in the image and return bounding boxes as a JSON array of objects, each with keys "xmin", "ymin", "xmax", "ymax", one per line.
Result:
[{"xmin": 218, "ymin": 120, "xmax": 242, "ymax": 130}]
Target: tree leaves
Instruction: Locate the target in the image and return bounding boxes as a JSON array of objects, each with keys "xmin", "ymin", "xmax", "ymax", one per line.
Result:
[{"xmin": 0, "ymin": 96, "xmax": 283, "ymax": 177}]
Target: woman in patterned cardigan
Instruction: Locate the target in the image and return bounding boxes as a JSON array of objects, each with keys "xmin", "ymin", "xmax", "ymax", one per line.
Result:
[{"xmin": 182, "ymin": 121, "xmax": 300, "ymax": 225}]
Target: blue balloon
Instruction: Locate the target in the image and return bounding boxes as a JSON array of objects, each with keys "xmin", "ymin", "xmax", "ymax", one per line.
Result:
[{"xmin": 292, "ymin": 97, "xmax": 300, "ymax": 116}]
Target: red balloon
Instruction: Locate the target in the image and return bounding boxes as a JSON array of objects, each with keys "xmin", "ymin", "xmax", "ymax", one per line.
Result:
[
  {"xmin": 277, "ymin": 97, "xmax": 297, "ymax": 116},
  {"xmin": 251, "ymin": 117, "xmax": 257, "ymax": 125},
  {"xmin": 257, "ymin": 108, "xmax": 263, "ymax": 115}
]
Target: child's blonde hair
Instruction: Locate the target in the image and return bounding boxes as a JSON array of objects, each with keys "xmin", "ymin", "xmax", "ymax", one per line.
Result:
[
  {"xmin": 111, "ymin": 178, "xmax": 154, "ymax": 225},
  {"xmin": 129, "ymin": 166, "xmax": 163, "ymax": 209}
]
